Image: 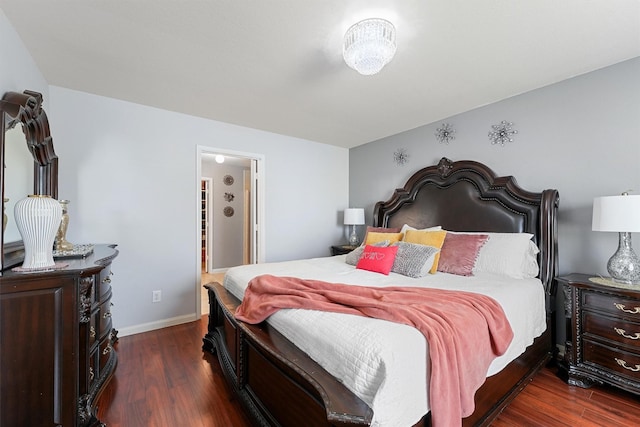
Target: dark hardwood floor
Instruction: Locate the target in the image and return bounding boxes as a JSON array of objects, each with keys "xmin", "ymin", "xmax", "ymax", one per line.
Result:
[{"xmin": 96, "ymin": 317, "xmax": 639, "ymax": 426}]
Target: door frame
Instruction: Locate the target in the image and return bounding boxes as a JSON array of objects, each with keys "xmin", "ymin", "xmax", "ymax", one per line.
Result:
[{"xmin": 196, "ymin": 145, "xmax": 265, "ymax": 316}]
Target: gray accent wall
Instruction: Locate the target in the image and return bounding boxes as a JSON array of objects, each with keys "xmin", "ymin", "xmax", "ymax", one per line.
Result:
[
  {"xmin": 350, "ymin": 58, "xmax": 640, "ymax": 346},
  {"xmin": 350, "ymin": 57, "xmax": 640, "ymax": 278}
]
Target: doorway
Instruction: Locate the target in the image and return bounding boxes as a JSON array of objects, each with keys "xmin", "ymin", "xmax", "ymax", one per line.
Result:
[{"xmin": 196, "ymin": 146, "xmax": 265, "ymax": 316}]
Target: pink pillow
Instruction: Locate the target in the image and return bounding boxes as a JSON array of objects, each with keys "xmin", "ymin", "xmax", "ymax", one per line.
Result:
[
  {"xmin": 438, "ymin": 234, "xmax": 489, "ymax": 276},
  {"xmin": 356, "ymin": 245, "xmax": 399, "ymax": 275}
]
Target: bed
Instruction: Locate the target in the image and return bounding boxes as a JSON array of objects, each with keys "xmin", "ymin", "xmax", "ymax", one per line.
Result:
[{"xmin": 203, "ymin": 157, "xmax": 559, "ymax": 427}]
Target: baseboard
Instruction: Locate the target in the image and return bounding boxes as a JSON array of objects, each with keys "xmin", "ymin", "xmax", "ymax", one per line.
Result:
[{"xmin": 117, "ymin": 313, "xmax": 198, "ymax": 337}]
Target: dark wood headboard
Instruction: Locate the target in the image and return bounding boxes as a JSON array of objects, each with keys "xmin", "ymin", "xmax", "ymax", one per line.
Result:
[{"xmin": 373, "ymin": 157, "xmax": 559, "ymax": 296}]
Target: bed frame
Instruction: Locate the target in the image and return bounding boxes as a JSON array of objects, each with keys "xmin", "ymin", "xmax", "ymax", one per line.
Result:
[{"xmin": 203, "ymin": 157, "xmax": 559, "ymax": 426}]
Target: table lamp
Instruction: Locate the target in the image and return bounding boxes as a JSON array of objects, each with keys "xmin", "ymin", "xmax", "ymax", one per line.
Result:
[
  {"xmin": 592, "ymin": 193, "xmax": 640, "ymax": 285},
  {"xmin": 344, "ymin": 208, "xmax": 365, "ymax": 246}
]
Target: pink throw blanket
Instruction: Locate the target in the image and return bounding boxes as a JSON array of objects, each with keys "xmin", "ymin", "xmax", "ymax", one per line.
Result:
[{"xmin": 235, "ymin": 275, "xmax": 513, "ymax": 427}]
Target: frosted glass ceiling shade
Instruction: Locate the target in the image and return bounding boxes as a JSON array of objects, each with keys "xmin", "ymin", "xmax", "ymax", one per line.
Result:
[{"xmin": 343, "ymin": 18, "xmax": 397, "ymax": 76}]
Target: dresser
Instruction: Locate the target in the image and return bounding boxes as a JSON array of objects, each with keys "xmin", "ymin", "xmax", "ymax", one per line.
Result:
[
  {"xmin": 557, "ymin": 273, "xmax": 640, "ymax": 395},
  {"xmin": 0, "ymin": 244, "xmax": 119, "ymax": 427}
]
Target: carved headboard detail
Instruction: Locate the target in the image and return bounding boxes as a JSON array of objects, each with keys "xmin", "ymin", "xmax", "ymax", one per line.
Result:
[{"xmin": 373, "ymin": 157, "xmax": 559, "ymax": 296}]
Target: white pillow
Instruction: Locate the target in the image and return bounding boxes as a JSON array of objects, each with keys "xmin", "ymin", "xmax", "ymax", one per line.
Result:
[
  {"xmin": 400, "ymin": 224, "xmax": 442, "ymax": 234},
  {"xmin": 473, "ymin": 233, "xmax": 539, "ymax": 279},
  {"xmin": 447, "ymin": 231, "xmax": 539, "ymax": 279}
]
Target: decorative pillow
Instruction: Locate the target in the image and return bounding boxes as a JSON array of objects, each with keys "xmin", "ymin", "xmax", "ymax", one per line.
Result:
[
  {"xmin": 356, "ymin": 245, "xmax": 399, "ymax": 275},
  {"xmin": 391, "ymin": 242, "xmax": 440, "ymax": 278},
  {"xmin": 345, "ymin": 240, "xmax": 389, "ymax": 266},
  {"xmin": 472, "ymin": 233, "xmax": 540, "ymax": 278},
  {"xmin": 400, "ymin": 224, "xmax": 442, "ymax": 234},
  {"xmin": 402, "ymin": 230, "xmax": 448, "ymax": 273},
  {"xmin": 364, "ymin": 231, "xmax": 403, "ymax": 246},
  {"xmin": 363, "ymin": 226, "xmax": 401, "ymax": 244},
  {"xmin": 437, "ymin": 233, "xmax": 489, "ymax": 276}
]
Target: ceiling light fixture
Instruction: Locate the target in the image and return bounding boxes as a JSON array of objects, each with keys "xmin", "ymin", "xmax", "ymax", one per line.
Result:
[{"xmin": 343, "ymin": 18, "xmax": 397, "ymax": 76}]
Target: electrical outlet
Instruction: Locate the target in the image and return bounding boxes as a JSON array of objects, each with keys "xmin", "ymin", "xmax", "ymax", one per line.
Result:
[{"xmin": 152, "ymin": 290, "xmax": 161, "ymax": 303}]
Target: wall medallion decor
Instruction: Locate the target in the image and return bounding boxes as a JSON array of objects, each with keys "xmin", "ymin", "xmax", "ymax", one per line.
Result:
[
  {"xmin": 435, "ymin": 123, "xmax": 456, "ymax": 144},
  {"xmin": 224, "ymin": 192, "xmax": 234, "ymax": 202},
  {"xmin": 223, "ymin": 206, "xmax": 234, "ymax": 217},
  {"xmin": 223, "ymin": 175, "xmax": 234, "ymax": 185},
  {"xmin": 393, "ymin": 148, "xmax": 409, "ymax": 166},
  {"xmin": 488, "ymin": 120, "xmax": 518, "ymax": 146}
]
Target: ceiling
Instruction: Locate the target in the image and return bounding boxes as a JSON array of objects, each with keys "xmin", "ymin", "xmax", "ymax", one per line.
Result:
[{"xmin": 1, "ymin": 1, "xmax": 638, "ymax": 149}]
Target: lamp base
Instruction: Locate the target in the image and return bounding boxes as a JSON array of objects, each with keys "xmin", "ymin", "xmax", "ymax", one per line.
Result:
[
  {"xmin": 348, "ymin": 225, "xmax": 360, "ymax": 247},
  {"xmin": 607, "ymin": 232, "xmax": 640, "ymax": 285}
]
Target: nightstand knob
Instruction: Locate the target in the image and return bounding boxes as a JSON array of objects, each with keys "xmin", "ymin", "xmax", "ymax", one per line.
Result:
[
  {"xmin": 614, "ymin": 327, "xmax": 640, "ymax": 340},
  {"xmin": 615, "ymin": 358, "xmax": 640, "ymax": 372},
  {"xmin": 614, "ymin": 303, "xmax": 640, "ymax": 315}
]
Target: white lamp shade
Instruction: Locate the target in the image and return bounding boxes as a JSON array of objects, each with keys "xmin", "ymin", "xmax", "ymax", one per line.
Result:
[
  {"xmin": 344, "ymin": 208, "xmax": 365, "ymax": 225},
  {"xmin": 592, "ymin": 195, "xmax": 640, "ymax": 232}
]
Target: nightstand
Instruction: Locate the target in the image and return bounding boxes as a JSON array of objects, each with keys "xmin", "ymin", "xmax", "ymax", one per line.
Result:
[
  {"xmin": 557, "ymin": 273, "xmax": 640, "ymax": 396},
  {"xmin": 330, "ymin": 245, "xmax": 358, "ymax": 256}
]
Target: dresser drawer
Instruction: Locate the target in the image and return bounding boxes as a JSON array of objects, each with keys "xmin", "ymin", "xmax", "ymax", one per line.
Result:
[
  {"xmin": 584, "ymin": 291, "xmax": 640, "ymax": 320},
  {"xmin": 97, "ymin": 265, "xmax": 114, "ymax": 301},
  {"xmin": 89, "ymin": 348, "xmax": 98, "ymax": 389},
  {"xmin": 98, "ymin": 336, "xmax": 115, "ymax": 373},
  {"xmin": 98, "ymin": 297, "xmax": 114, "ymax": 338},
  {"xmin": 584, "ymin": 339, "xmax": 640, "ymax": 381},
  {"xmin": 583, "ymin": 312, "xmax": 640, "ymax": 348},
  {"xmin": 89, "ymin": 309, "xmax": 98, "ymax": 348}
]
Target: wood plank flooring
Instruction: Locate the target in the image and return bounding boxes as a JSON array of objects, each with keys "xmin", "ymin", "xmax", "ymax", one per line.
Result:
[{"xmin": 96, "ymin": 317, "xmax": 640, "ymax": 426}]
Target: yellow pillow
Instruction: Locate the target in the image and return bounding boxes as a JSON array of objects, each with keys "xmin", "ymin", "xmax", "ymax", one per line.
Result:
[
  {"xmin": 403, "ymin": 230, "xmax": 448, "ymax": 273},
  {"xmin": 365, "ymin": 231, "xmax": 403, "ymax": 246}
]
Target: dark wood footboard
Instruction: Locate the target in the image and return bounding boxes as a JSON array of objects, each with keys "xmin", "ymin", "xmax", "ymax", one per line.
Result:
[
  {"xmin": 203, "ymin": 281, "xmax": 552, "ymax": 427},
  {"xmin": 203, "ymin": 282, "xmax": 373, "ymax": 427}
]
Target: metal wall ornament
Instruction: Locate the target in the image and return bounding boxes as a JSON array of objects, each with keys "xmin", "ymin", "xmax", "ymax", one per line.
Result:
[
  {"xmin": 393, "ymin": 148, "xmax": 409, "ymax": 166},
  {"xmin": 488, "ymin": 120, "xmax": 518, "ymax": 146},
  {"xmin": 223, "ymin": 175, "xmax": 234, "ymax": 185},
  {"xmin": 223, "ymin": 206, "xmax": 234, "ymax": 217},
  {"xmin": 224, "ymin": 192, "xmax": 234, "ymax": 202},
  {"xmin": 435, "ymin": 123, "xmax": 456, "ymax": 144}
]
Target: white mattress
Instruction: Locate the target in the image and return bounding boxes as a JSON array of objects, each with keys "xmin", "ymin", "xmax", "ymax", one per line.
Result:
[{"xmin": 224, "ymin": 255, "xmax": 546, "ymax": 427}]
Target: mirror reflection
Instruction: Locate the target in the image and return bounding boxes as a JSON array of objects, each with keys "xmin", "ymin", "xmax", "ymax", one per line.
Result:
[{"xmin": 4, "ymin": 126, "xmax": 33, "ymax": 243}]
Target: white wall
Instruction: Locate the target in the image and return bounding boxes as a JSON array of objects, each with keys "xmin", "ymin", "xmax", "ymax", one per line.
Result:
[
  {"xmin": 0, "ymin": 9, "xmax": 48, "ymax": 101},
  {"xmin": 48, "ymin": 87, "xmax": 349, "ymax": 334}
]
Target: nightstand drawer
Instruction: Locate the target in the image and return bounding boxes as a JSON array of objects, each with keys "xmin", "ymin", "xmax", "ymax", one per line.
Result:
[
  {"xmin": 584, "ymin": 312, "xmax": 640, "ymax": 347},
  {"xmin": 584, "ymin": 340, "xmax": 640, "ymax": 381},
  {"xmin": 584, "ymin": 291, "xmax": 640, "ymax": 319}
]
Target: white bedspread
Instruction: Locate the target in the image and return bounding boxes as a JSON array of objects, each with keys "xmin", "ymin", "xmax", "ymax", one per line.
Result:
[{"xmin": 224, "ymin": 255, "xmax": 546, "ymax": 427}]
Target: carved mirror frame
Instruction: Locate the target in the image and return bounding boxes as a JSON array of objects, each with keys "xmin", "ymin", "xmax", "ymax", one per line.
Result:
[{"xmin": 0, "ymin": 90, "xmax": 58, "ymax": 270}]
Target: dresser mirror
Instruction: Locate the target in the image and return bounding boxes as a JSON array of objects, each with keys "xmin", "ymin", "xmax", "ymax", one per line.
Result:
[{"xmin": 0, "ymin": 90, "xmax": 58, "ymax": 270}]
